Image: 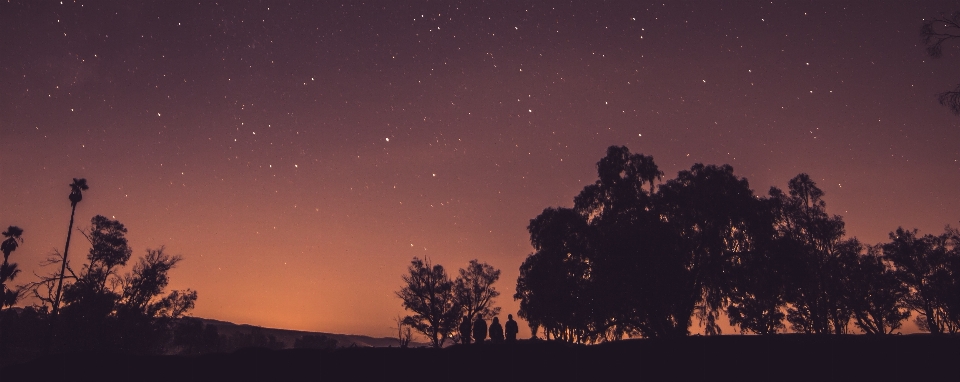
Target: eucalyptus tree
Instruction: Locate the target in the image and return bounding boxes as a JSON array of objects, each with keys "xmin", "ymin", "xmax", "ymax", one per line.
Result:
[
  {"xmin": 656, "ymin": 163, "xmax": 768, "ymax": 335},
  {"xmin": 882, "ymin": 227, "xmax": 960, "ymax": 334},
  {"xmin": 515, "ymin": 207, "xmax": 593, "ymax": 342},
  {"xmin": 773, "ymin": 174, "xmax": 853, "ymax": 334},
  {"xmin": 843, "ymin": 248, "xmax": 911, "ymax": 334}
]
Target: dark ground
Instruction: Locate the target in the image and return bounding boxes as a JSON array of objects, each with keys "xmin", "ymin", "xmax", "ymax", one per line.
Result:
[{"xmin": 2, "ymin": 334, "xmax": 958, "ymax": 381}]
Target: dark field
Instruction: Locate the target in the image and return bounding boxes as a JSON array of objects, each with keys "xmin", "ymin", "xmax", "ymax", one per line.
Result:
[{"xmin": 3, "ymin": 334, "xmax": 958, "ymax": 381}]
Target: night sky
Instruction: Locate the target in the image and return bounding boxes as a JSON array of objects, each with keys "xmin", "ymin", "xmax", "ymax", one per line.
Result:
[{"xmin": 2, "ymin": 1, "xmax": 958, "ymax": 339}]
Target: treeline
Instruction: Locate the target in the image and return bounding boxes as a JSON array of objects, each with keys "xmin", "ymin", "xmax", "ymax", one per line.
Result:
[{"xmin": 515, "ymin": 146, "xmax": 960, "ymax": 342}]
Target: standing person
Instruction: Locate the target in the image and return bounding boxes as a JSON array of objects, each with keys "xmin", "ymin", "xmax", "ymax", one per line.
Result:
[
  {"xmin": 505, "ymin": 314, "xmax": 519, "ymax": 341},
  {"xmin": 472, "ymin": 316, "xmax": 488, "ymax": 344},
  {"xmin": 489, "ymin": 317, "xmax": 504, "ymax": 342},
  {"xmin": 458, "ymin": 316, "xmax": 472, "ymax": 345}
]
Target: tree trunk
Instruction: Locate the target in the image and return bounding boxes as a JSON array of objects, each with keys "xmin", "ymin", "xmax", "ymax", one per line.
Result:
[{"xmin": 52, "ymin": 204, "xmax": 77, "ymax": 317}]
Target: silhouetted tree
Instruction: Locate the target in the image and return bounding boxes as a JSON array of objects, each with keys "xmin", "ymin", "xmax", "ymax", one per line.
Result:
[
  {"xmin": 114, "ymin": 247, "xmax": 198, "ymax": 353},
  {"xmin": 60, "ymin": 216, "xmax": 134, "ymax": 333},
  {"xmin": 394, "ymin": 314, "xmax": 414, "ymax": 348},
  {"xmin": 515, "ymin": 207, "xmax": 592, "ymax": 342},
  {"xmin": 771, "ymin": 175, "xmax": 853, "ymax": 334},
  {"xmin": 41, "ymin": 216, "xmax": 198, "ymax": 353},
  {"xmin": 941, "ymin": 248, "xmax": 960, "ymax": 330},
  {"xmin": 53, "ymin": 178, "xmax": 88, "ymax": 317},
  {"xmin": 657, "ymin": 163, "xmax": 769, "ymax": 335},
  {"xmin": 843, "ymin": 248, "xmax": 911, "ymax": 334},
  {"xmin": 921, "ymin": 11, "xmax": 960, "ymax": 115},
  {"xmin": 517, "ymin": 147, "xmax": 776, "ymax": 340},
  {"xmin": 725, "ymin": 198, "xmax": 787, "ymax": 335},
  {"xmin": 882, "ymin": 227, "xmax": 960, "ymax": 334},
  {"xmin": 1, "ymin": 226, "xmax": 24, "ymax": 310},
  {"xmin": 570, "ymin": 147, "xmax": 682, "ymax": 340},
  {"xmin": 396, "ymin": 257, "xmax": 460, "ymax": 348},
  {"xmin": 454, "ymin": 260, "xmax": 501, "ymax": 324},
  {"xmin": 516, "ymin": 145, "xmax": 960, "ymax": 340}
]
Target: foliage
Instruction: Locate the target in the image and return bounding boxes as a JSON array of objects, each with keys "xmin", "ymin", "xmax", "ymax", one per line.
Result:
[
  {"xmin": 1, "ymin": 226, "xmax": 24, "ymax": 309},
  {"xmin": 31, "ymin": 216, "xmax": 198, "ymax": 353},
  {"xmin": 517, "ymin": 147, "xmax": 771, "ymax": 341},
  {"xmin": 396, "ymin": 257, "xmax": 503, "ymax": 347},
  {"xmin": 515, "ymin": 146, "xmax": 950, "ymax": 340},
  {"xmin": 515, "ymin": 207, "xmax": 593, "ymax": 342},
  {"xmin": 396, "ymin": 257, "xmax": 461, "ymax": 348},
  {"xmin": 454, "ymin": 260, "xmax": 501, "ymax": 322},
  {"xmin": 844, "ymin": 248, "xmax": 911, "ymax": 334},
  {"xmin": 882, "ymin": 227, "xmax": 960, "ymax": 334},
  {"xmin": 921, "ymin": 11, "xmax": 960, "ymax": 115},
  {"xmin": 771, "ymin": 175, "xmax": 854, "ymax": 334}
]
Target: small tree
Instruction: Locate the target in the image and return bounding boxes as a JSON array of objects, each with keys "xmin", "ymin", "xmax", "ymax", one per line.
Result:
[
  {"xmin": 454, "ymin": 260, "xmax": 501, "ymax": 323},
  {"xmin": 396, "ymin": 257, "xmax": 460, "ymax": 348},
  {"xmin": 393, "ymin": 315, "xmax": 413, "ymax": 348}
]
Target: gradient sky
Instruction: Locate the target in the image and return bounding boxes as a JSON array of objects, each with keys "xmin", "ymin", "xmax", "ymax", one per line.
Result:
[{"xmin": 1, "ymin": 1, "xmax": 958, "ymax": 339}]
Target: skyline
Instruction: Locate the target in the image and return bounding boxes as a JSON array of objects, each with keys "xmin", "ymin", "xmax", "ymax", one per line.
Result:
[{"xmin": 1, "ymin": 1, "xmax": 959, "ymax": 339}]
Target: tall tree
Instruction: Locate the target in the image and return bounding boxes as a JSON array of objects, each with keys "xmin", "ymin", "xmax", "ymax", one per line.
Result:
[
  {"xmin": 657, "ymin": 163, "xmax": 767, "ymax": 335},
  {"xmin": 52, "ymin": 178, "xmax": 88, "ymax": 317},
  {"xmin": 773, "ymin": 175, "xmax": 852, "ymax": 334},
  {"xmin": 1, "ymin": 226, "xmax": 24, "ymax": 309},
  {"xmin": 515, "ymin": 207, "xmax": 593, "ymax": 342},
  {"xmin": 572, "ymin": 147, "xmax": 686, "ymax": 340},
  {"xmin": 725, "ymin": 197, "xmax": 787, "ymax": 335},
  {"xmin": 396, "ymin": 257, "xmax": 460, "ymax": 348},
  {"xmin": 921, "ymin": 11, "xmax": 960, "ymax": 115},
  {"xmin": 454, "ymin": 259, "xmax": 501, "ymax": 322}
]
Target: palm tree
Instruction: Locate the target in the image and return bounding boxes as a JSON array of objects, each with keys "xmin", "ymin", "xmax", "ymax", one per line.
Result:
[
  {"xmin": 1, "ymin": 225, "xmax": 23, "ymax": 261},
  {"xmin": 1, "ymin": 226, "xmax": 24, "ymax": 309},
  {"xmin": 52, "ymin": 178, "xmax": 88, "ymax": 317}
]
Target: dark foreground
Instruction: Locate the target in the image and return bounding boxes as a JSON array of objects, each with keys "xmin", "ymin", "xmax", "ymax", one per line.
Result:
[{"xmin": 3, "ymin": 334, "xmax": 958, "ymax": 381}]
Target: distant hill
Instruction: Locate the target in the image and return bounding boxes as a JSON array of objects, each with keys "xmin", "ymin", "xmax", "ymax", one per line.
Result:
[
  {"xmin": 195, "ymin": 317, "xmax": 431, "ymax": 349},
  {"xmin": 1, "ymin": 307, "xmax": 429, "ymax": 349}
]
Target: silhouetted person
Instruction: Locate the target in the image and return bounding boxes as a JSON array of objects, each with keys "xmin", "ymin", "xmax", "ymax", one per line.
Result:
[
  {"xmin": 459, "ymin": 316, "xmax": 472, "ymax": 345},
  {"xmin": 472, "ymin": 316, "xmax": 487, "ymax": 344},
  {"xmin": 489, "ymin": 317, "xmax": 504, "ymax": 342},
  {"xmin": 505, "ymin": 314, "xmax": 518, "ymax": 341}
]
